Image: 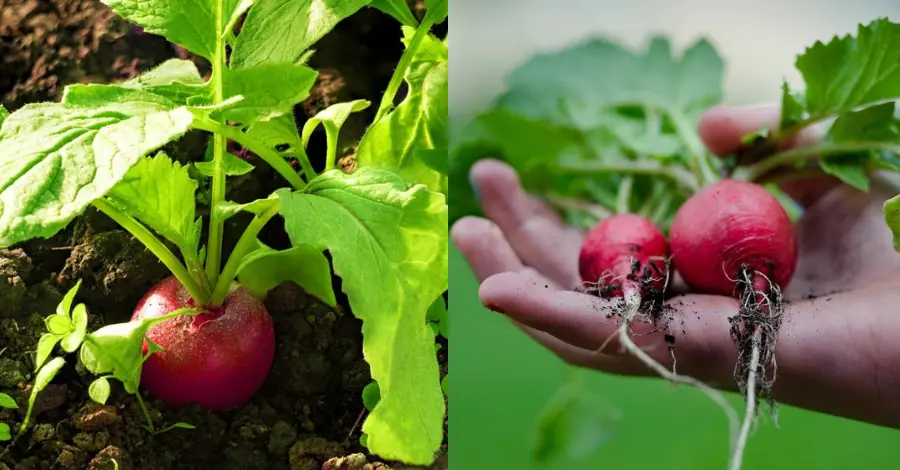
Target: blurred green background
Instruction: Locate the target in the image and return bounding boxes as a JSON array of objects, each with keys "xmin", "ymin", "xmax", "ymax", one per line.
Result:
[{"xmin": 450, "ymin": 1, "xmax": 900, "ymax": 469}]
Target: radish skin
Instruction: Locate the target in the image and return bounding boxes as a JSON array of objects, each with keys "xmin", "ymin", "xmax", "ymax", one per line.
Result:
[{"xmin": 670, "ymin": 179, "xmax": 797, "ymax": 470}]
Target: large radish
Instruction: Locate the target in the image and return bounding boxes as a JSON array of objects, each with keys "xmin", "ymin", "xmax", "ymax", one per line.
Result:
[{"xmin": 669, "ymin": 179, "xmax": 798, "ymax": 470}]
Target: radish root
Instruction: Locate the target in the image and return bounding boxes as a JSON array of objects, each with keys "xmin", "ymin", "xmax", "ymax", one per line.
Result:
[
  {"xmin": 728, "ymin": 269, "xmax": 784, "ymax": 470},
  {"xmin": 584, "ymin": 258, "xmax": 740, "ymax": 454}
]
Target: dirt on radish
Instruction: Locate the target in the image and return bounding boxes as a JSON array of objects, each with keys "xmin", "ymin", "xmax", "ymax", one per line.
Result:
[{"xmin": 0, "ymin": 0, "xmax": 448, "ymax": 468}]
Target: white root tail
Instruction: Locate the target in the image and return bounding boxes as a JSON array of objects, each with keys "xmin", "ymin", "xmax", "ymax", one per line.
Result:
[
  {"xmin": 615, "ymin": 287, "xmax": 740, "ymax": 455},
  {"xmin": 729, "ymin": 326, "xmax": 762, "ymax": 470}
]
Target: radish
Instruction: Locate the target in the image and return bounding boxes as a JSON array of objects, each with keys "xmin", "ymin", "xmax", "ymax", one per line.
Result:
[
  {"xmin": 669, "ymin": 179, "xmax": 797, "ymax": 470},
  {"xmin": 578, "ymin": 214, "xmax": 738, "ymax": 441},
  {"xmin": 131, "ymin": 276, "xmax": 276, "ymax": 411}
]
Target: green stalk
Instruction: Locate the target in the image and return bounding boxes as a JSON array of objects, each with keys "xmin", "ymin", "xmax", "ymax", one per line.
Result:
[
  {"xmin": 205, "ymin": 0, "xmax": 229, "ymax": 288},
  {"xmin": 745, "ymin": 141, "xmax": 900, "ymax": 182},
  {"xmin": 557, "ymin": 160, "xmax": 699, "ymax": 193},
  {"xmin": 668, "ymin": 107, "xmax": 719, "ymax": 187},
  {"xmin": 616, "ymin": 176, "xmax": 633, "ymax": 214},
  {"xmin": 194, "ymin": 117, "xmax": 306, "ymax": 190},
  {"xmin": 92, "ymin": 199, "xmax": 209, "ymax": 303},
  {"xmin": 373, "ymin": 12, "xmax": 438, "ymax": 123},
  {"xmin": 209, "ymin": 203, "xmax": 280, "ymax": 306}
]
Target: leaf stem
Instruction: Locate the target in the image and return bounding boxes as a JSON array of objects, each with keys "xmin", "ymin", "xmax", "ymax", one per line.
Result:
[
  {"xmin": 745, "ymin": 141, "xmax": 900, "ymax": 182},
  {"xmin": 557, "ymin": 160, "xmax": 700, "ymax": 193},
  {"xmin": 668, "ymin": 107, "xmax": 718, "ymax": 187},
  {"xmin": 135, "ymin": 392, "xmax": 156, "ymax": 434},
  {"xmin": 206, "ymin": 0, "xmax": 229, "ymax": 288},
  {"xmin": 616, "ymin": 176, "xmax": 633, "ymax": 214},
  {"xmin": 194, "ymin": 117, "xmax": 306, "ymax": 190},
  {"xmin": 92, "ymin": 199, "xmax": 210, "ymax": 304},
  {"xmin": 373, "ymin": 8, "xmax": 438, "ymax": 123},
  {"xmin": 209, "ymin": 202, "xmax": 280, "ymax": 306}
]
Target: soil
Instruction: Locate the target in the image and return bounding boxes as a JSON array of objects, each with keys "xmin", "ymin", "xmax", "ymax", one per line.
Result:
[{"xmin": 0, "ymin": 1, "xmax": 448, "ymax": 469}]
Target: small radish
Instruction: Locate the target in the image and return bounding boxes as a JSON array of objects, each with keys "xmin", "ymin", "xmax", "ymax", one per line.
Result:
[
  {"xmin": 131, "ymin": 276, "xmax": 275, "ymax": 411},
  {"xmin": 578, "ymin": 214, "xmax": 738, "ymax": 439},
  {"xmin": 669, "ymin": 179, "xmax": 797, "ymax": 470}
]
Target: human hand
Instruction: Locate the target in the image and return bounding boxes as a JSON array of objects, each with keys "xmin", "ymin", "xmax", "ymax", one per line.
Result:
[{"xmin": 451, "ymin": 104, "xmax": 900, "ymax": 429}]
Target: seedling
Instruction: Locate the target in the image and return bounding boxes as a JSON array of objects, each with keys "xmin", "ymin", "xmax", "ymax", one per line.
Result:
[
  {"xmin": 453, "ymin": 17, "xmax": 900, "ymax": 470},
  {"xmin": 0, "ymin": 0, "xmax": 448, "ymax": 464}
]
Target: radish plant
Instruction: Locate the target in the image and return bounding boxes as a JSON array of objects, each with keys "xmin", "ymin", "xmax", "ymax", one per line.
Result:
[
  {"xmin": 0, "ymin": 0, "xmax": 448, "ymax": 465},
  {"xmin": 452, "ymin": 17, "xmax": 900, "ymax": 469}
]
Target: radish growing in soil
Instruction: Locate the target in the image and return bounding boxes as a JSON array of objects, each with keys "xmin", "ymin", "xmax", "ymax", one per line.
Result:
[
  {"xmin": 670, "ymin": 179, "xmax": 796, "ymax": 469},
  {"xmin": 0, "ymin": 0, "xmax": 449, "ymax": 464}
]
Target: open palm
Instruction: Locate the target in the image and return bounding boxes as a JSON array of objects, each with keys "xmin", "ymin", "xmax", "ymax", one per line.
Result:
[{"xmin": 451, "ymin": 105, "xmax": 900, "ymax": 429}]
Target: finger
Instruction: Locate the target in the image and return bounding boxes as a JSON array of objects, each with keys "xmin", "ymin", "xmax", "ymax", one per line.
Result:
[
  {"xmin": 451, "ymin": 216, "xmax": 524, "ymax": 282},
  {"xmin": 698, "ymin": 105, "xmax": 839, "ymax": 207},
  {"xmin": 479, "ymin": 271, "xmax": 740, "ymax": 386},
  {"xmin": 470, "ymin": 159, "xmax": 584, "ymax": 289},
  {"xmin": 517, "ymin": 324, "xmax": 649, "ymax": 376}
]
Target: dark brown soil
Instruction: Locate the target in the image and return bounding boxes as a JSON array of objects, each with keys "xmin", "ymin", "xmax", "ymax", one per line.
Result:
[{"xmin": 0, "ymin": 1, "xmax": 448, "ymax": 469}]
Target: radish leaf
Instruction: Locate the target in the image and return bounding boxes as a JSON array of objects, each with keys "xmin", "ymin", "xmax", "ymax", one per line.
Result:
[
  {"xmin": 236, "ymin": 241, "xmax": 337, "ymax": 306},
  {"xmin": 220, "ymin": 64, "xmax": 318, "ymax": 123},
  {"xmin": 792, "ymin": 18, "xmax": 900, "ymax": 122},
  {"xmin": 35, "ymin": 334, "xmax": 62, "ymax": 372},
  {"xmin": 101, "ymin": 0, "xmax": 245, "ymax": 60},
  {"xmin": 0, "ymin": 97, "xmax": 193, "ymax": 247},
  {"xmin": 533, "ymin": 383, "xmax": 621, "ymax": 464},
  {"xmin": 123, "ymin": 59, "xmax": 207, "ymax": 104},
  {"xmin": 302, "ymin": 100, "xmax": 371, "ymax": 168},
  {"xmin": 0, "ymin": 393, "xmax": 15, "ymax": 409},
  {"xmin": 89, "ymin": 377, "xmax": 111, "ymax": 404},
  {"xmin": 108, "ymin": 153, "xmax": 202, "ymax": 260},
  {"xmin": 231, "ymin": 0, "xmax": 372, "ymax": 69},
  {"xmin": 278, "ymin": 168, "xmax": 447, "ymax": 464},
  {"xmin": 0, "ymin": 423, "xmax": 9, "ymax": 441},
  {"xmin": 358, "ymin": 28, "xmax": 448, "ymax": 194},
  {"xmin": 0, "ymin": 104, "xmax": 7, "ymax": 128}
]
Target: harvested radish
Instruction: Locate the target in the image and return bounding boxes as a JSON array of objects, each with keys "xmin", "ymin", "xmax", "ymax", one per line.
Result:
[
  {"xmin": 578, "ymin": 214, "xmax": 738, "ymax": 440},
  {"xmin": 669, "ymin": 179, "xmax": 797, "ymax": 470},
  {"xmin": 132, "ymin": 276, "xmax": 276, "ymax": 411}
]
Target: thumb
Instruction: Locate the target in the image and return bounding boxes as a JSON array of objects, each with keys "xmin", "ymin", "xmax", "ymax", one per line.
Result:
[{"xmin": 698, "ymin": 104, "xmax": 838, "ymax": 207}]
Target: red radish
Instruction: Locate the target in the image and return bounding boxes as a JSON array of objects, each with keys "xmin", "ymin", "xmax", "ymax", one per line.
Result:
[
  {"xmin": 579, "ymin": 213, "xmax": 669, "ymax": 296},
  {"xmin": 669, "ymin": 179, "xmax": 797, "ymax": 296},
  {"xmin": 132, "ymin": 276, "xmax": 275, "ymax": 411},
  {"xmin": 669, "ymin": 179, "xmax": 797, "ymax": 470}
]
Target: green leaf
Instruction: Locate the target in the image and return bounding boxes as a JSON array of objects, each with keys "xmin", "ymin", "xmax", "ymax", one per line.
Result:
[
  {"xmin": 57, "ymin": 279, "xmax": 82, "ymax": 317},
  {"xmin": 158, "ymin": 422, "xmax": 197, "ymax": 433},
  {"xmin": 0, "ymin": 95, "xmax": 194, "ymax": 247},
  {"xmin": 60, "ymin": 303, "xmax": 89, "ymax": 353},
  {"xmin": 440, "ymin": 374, "xmax": 447, "ymax": 397},
  {"xmin": 26, "ymin": 357, "xmax": 67, "ymax": 424},
  {"xmin": 220, "ymin": 64, "xmax": 318, "ymax": 123},
  {"xmin": 370, "ymin": 0, "xmax": 419, "ymax": 26},
  {"xmin": 425, "ymin": 0, "xmax": 447, "ymax": 24},
  {"xmin": 215, "ymin": 197, "xmax": 278, "ymax": 220},
  {"xmin": 195, "ymin": 154, "xmax": 256, "ymax": 177},
  {"xmin": 88, "ymin": 377, "xmax": 111, "ymax": 404},
  {"xmin": 795, "ymin": 19, "xmax": 900, "ymax": 117},
  {"xmin": 278, "ymin": 169, "xmax": 447, "ymax": 464},
  {"xmin": 0, "ymin": 104, "xmax": 8, "ymax": 128},
  {"xmin": 496, "ymin": 36, "xmax": 723, "ymax": 132},
  {"xmin": 45, "ymin": 315, "xmax": 74, "ymax": 335},
  {"xmin": 425, "ymin": 296, "xmax": 445, "ymax": 323},
  {"xmin": 123, "ymin": 59, "xmax": 207, "ymax": 104},
  {"xmin": 884, "ymin": 194, "xmax": 900, "ymax": 252},
  {"xmin": 107, "ymin": 153, "xmax": 201, "ymax": 257},
  {"xmin": 302, "ymin": 99, "xmax": 370, "ymax": 166},
  {"xmin": 360, "ymin": 433, "xmax": 369, "ymax": 448},
  {"xmin": 820, "ymin": 159, "xmax": 869, "ymax": 191},
  {"xmin": 0, "ymin": 392, "xmax": 17, "ymax": 409},
  {"xmin": 80, "ymin": 310, "xmax": 198, "ymax": 393},
  {"xmin": 34, "ymin": 334, "xmax": 62, "ymax": 372},
  {"xmin": 779, "ymin": 81, "xmax": 805, "ymax": 130},
  {"xmin": 357, "ymin": 29, "xmax": 448, "ymax": 194},
  {"xmin": 236, "ymin": 241, "xmax": 337, "ymax": 306},
  {"xmin": 0, "ymin": 423, "xmax": 10, "ymax": 441},
  {"xmin": 817, "ymin": 102, "xmax": 900, "ymax": 191},
  {"xmin": 101, "ymin": 0, "xmax": 245, "ymax": 60},
  {"xmin": 231, "ymin": 0, "xmax": 372, "ymax": 69},
  {"xmin": 533, "ymin": 383, "xmax": 621, "ymax": 464},
  {"xmin": 362, "ymin": 381, "xmax": 381, "ymax": 411}
]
